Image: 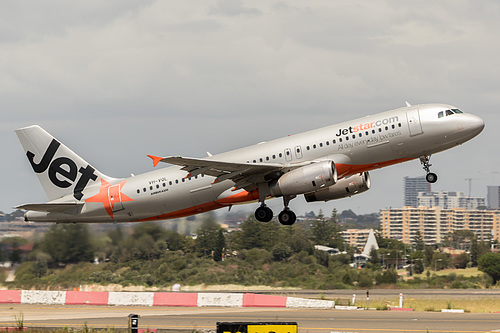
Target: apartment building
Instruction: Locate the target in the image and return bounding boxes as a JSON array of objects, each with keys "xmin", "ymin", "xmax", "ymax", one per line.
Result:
[
  {"xmin": 417, "ymin": 191, "xmax": 485, "ymax": 210},
  {"xmin": 381, "ymin": 206, "xmax": 499, "ymax": 245},
  {"xmin": 341, "ymin": 229, "xmax": 371, "ymax": 248}
]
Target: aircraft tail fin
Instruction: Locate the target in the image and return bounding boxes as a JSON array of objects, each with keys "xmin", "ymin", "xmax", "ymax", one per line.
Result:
[{"xmin": 15, "ymin": 125, "xmax": 115, "ymax": 201}]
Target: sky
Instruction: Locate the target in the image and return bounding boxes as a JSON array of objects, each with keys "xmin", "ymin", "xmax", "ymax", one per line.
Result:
[{"xmin": 1, "ymin": 1, "xmax": 499, "ymax": 217}]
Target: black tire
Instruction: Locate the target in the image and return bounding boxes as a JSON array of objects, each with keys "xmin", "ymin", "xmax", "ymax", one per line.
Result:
[
  {"xmin": 278, "ymin": 209, "xmax": 296, "ymax": 225},
  {"xmin": 255, "ymin": 206, "xmax": 273, "ymax": 222},
  {"xmin": 426, "ymin": 172, "xmax": 438, "ymax": 183}
]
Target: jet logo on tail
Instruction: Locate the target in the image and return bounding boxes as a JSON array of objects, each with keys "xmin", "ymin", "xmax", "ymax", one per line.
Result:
[{"xmin": 27, "ymin": 138, "xmax": 98, "ymax": 200}]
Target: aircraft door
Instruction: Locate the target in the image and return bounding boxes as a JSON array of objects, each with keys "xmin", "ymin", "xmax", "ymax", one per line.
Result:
[
  {"xmin": 406, "ymin": 109, "xmax": 423, "ymax": 136},
  {"xmin": 108, "ymin": 184, "xmax": 124, "ymax": 212},
  {"xmin": 295, "ymin": 145, "xmax": 303, "ymax": 159},
  {"xmin": 284, "ymin": 148, "xmax": 293, "ymax": 161}
]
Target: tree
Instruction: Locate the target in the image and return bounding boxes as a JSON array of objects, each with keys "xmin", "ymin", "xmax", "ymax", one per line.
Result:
[
  {"xmin": 195, "ymin": 213, "xmax": 220, "ymax": 257},
  {"xmin": 272, "ymin": 243, "xmax": 292, "ymax": 261},
  {"xmin": 41, "ymin": 224, "xmax": 94, "ymax": 264},
  {"xmin": 376, "ymin": 269, "xmax": 398, "ymax": 285},
  {"xmin": 452, "ymin": 252, "xmax": 470, "ymax": 269},
  {"xmin": 470, "ymin": 236, "xmax": 490, "ymax": 266},
  {"xmin": 213, "ymin": 228, "xmax": 225, "ymax": 262},
  {"xmin": 413, "ymin": 231, "xmax": 425, "ymax": 251},
  {"xmin": 478, "ymin": 252, "xmax": 500, "ymax": 285},
  {"xmin": 310, "ymin": 209, "xmax": 343, "ymax": 248},
  {"xmin": 369, "ymin": 247, "xmax": 379, "ymax": 264},
  {"xmin": 235, "ymin": 215, "xmax": 278, "ymax": 250}
]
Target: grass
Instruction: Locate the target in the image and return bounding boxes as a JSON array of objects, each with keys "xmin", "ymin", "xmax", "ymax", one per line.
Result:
[
  {"xmin": 354, "ymin": 297, "xmax": 500, "ymax": 313},
  {"xmin": 412, "ymin": 267, "xmax": 481, "ymax": 278}
]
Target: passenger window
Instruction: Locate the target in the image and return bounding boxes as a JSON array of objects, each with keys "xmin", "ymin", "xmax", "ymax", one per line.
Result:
[
  {"xmin": 176, "ymin": 179, "xmax": 179, "ymax": 184},
  {"xmin": 266, "ymin": 156, "xmax": 269, "ymax": 161},
  {"xmin": 339, "ymin": 138, "xmax": 342, "ymax": 142},
  {"xmin": 169, "ymin": 181, "xmax": 172, "ymax": 185},
  {"xmin": 333, "ymin": 139, "xmax": 336, "ymax": 144},
  {"xmin": 279, "ymin": 153, "xmax": 282, "ymax": 158},
  {"xmin": 272, "ymin": 154, "xmax": 276, "ymax": 159},
  {"xmin": 345, "ymin": 136, "xmax": 349, "ymax": 141},
  {"xmin": 259, "ymin": 158, "xmax": 263, "ymax": 162},
  {"xmin": 253, "ymin": 160, "xmax": 256, "ymax": 163},
  {"xmin": 326, "ymin": 141, "xmax": 329, "ymax": 146},
  {"xmin": 313, "ymin": 144, "xmax": 316, "ymax": 149},
  {"xmin": 156, "ymin": 184, "xmax": 159, "ymax": 189},
  {"xmin": 150, "ymin": 186, "xmax": 153, "ymax": 190},
  {"xmin": 352, "ymin": 134, "xmax": 355, "ymax": 139},
  {"xmin": 137, "ymin": 189, "xmax": 140, "ymax": 194},
  {"xmin": 319, "ymin": 143, "xmax": 323, "ymax": 147},
  {"xmin": 143, "ymin": 188, "xmax": 146, "ymax": 192}
]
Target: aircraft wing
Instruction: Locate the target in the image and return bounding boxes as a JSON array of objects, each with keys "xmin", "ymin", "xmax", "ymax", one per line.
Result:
[{"xmin": 148, "ymin": 155, "xmax": 288, "ymax": 187}]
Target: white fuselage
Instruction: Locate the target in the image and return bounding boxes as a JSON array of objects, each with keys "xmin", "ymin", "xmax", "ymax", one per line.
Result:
[{"xmin": 21, "ymin": 103, "xmax": 484, "ymax": 223}]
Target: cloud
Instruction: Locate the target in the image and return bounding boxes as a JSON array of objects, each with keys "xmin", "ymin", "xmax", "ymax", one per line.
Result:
[{"xmin": 0, "ymin": 0, "xmax": 498, "ymax": 214}]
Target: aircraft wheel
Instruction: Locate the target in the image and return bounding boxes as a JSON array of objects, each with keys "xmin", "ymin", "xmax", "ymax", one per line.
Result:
[
  {"xmin": 255, "ymin": 206, "xmax": 273, "ymax": 222},
  {"xmin": 278, "ymin": 209, "xmax": 296, "ymax": 225},
  {"xmin": 426, "ymin": 172, "xmax": 438, "ymax": 183}
]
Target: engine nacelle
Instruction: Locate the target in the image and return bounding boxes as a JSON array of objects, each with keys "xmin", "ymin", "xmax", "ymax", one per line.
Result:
[
  {"xmin": 270, "ymin": 161, "xmax": 337, "ymax": 197},
  {"xmin": 304, "ymin": 172, "xmax": 371, "ymax": 202}
]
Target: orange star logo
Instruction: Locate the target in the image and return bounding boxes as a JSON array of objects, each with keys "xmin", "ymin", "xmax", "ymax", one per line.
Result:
[{"xmin": 85, "ymin": 179, "xmax": 133, "ymax": 219}]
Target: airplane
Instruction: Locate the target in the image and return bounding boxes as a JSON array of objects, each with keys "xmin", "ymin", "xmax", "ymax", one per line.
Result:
[{"xmin": 15, "ymin": 103, "xmax": 484, "ymax": 225}]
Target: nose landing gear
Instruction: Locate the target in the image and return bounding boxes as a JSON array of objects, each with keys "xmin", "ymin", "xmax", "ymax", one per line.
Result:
[{"xmin": 420, "ymin": 156, "xmax": 438, "ymax": 183}]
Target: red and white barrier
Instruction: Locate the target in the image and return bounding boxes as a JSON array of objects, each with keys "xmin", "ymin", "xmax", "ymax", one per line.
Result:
[{"xmin": 0, "ymin": 290, "xmax": 334, "ymax": 309}]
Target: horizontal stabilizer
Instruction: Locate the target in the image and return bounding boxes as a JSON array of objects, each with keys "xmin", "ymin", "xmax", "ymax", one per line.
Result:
[{"xmin": 15, "ymin": 202, "xmax": 84, "ymax": 213}]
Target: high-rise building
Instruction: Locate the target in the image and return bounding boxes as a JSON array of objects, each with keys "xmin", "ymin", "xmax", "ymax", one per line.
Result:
[
  {"xmin": 404, "ymin": 176, "xmax": 431, "ymax": 207},
  {"xmin": 487, "ymin": 186, "xmax": 500, "ymax": 209},
  {"xmin": 417, "ymin": 191, "xmax": 485, "ymax": 210},
  {"xmin": 381, "ymin": 206, "xmax": 499, "ymax": 245}
]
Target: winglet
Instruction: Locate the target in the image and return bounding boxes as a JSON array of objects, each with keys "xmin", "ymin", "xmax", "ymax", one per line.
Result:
[
  {"xmin": 147, "ymin": 155, "xmax": 163, "ymax": 167},
  {"xmin": 405, "ymin": 101, "xmax": 411, "ymax": 107}
]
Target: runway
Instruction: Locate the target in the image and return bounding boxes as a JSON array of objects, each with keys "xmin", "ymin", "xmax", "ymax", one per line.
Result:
[{"xmin": 1, "ymin": 304, "xmax": 499, "ymax": 333}]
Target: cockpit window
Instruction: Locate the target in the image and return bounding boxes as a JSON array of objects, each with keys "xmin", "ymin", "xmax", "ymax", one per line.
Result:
[{"xmin": 439, "ymin": 108, "xmax": 464, "ymax": 119}]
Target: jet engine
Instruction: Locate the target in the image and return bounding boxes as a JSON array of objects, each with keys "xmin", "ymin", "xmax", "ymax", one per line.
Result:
[
  {"xmin": 270, "ymin": 161, "xmax": 337, "ymax": 197},
  {"xmin": 304, "ymin": 172, "xmax": 370, "ymax": 202}
]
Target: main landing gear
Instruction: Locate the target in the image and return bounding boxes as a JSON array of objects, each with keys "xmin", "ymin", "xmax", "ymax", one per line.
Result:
[
  {"xmin": 255, "ymin": 195, "xmax": 297, "ymax": 225},
  {"xmin": 420, "ymin": 155, "xmax": 438, "ymax": 183}
]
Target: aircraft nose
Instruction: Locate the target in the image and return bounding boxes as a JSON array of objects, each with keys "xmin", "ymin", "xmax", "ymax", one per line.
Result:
[{"xmin": 468, "ymin": 114, "xmax": 485, "ymax": 135}]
